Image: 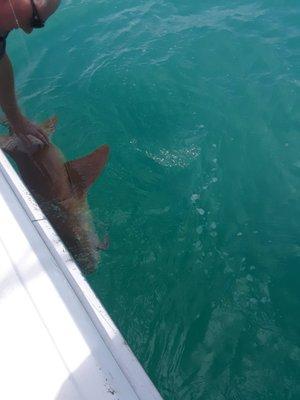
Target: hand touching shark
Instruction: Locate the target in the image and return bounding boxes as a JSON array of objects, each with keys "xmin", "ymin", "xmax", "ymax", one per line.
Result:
[{"xmin": 0, "ymin": 117, "xmax": 110, "ymax": 274}]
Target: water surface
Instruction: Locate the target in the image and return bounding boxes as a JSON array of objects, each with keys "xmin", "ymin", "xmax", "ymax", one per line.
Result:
[{"xmin": 8, "ymin": 1, "xmax": 300, "ymax": 399}]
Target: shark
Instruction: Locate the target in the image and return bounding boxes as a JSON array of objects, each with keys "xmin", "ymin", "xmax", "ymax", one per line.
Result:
[{"xmin": 0, "ymin": 117, "xmax": 109, "ymax": 274}]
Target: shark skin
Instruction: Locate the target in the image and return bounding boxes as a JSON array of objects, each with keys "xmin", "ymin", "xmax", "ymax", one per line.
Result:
[{"xmin": 0, "ymin": 117, "xmax": 109, "ymax": 274}]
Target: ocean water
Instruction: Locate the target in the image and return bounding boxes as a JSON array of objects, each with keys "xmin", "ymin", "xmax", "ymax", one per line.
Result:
[{"xmin": 7, "ymin": 1, "xmax": 300, "ymax": 399}]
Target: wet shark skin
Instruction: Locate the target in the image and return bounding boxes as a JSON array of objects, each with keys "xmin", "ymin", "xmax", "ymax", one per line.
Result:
[{"xmin": 0, "ymin": 120, "xmax": 109, "ymax": 274}]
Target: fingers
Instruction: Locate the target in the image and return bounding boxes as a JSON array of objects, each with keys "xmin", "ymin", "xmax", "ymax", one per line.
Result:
[
  {"xmin": 11, "ymin": 116, "xmax": 54, "ymax": 148},
  {"xmin": 26, "ymin": 135, "xmax": 45, "ymax": 154},
  {"xmin": 19, "ymin": 126, "xmax": 49, "ymax": 146},
  {"xmin": 17, "ymin": 131, "xmax": 45, "ymax": 150},
  {"xmin": 19, "ymin": 133, "xmax": 33, "ymax": 145},
  {"xmin": 35, "ymin": 126, "xmax": 49, "ymax": 144}
]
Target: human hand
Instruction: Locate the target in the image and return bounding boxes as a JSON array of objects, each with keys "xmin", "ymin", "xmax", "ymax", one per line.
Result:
[{"xmin": 10, "ymin": 115, "xmax": 49, "ymax": 146}]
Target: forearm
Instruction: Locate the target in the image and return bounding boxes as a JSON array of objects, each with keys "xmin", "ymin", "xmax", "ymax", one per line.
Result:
[
  {"xmin": 0, "ymin": 53, "xmax": 23, "ymax": 124},
  {"xmin": 0, "ymin": 54, "xmax": 49, "ymax": 144}
]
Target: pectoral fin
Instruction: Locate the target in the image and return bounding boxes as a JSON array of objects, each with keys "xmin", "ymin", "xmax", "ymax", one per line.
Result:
[
  {"xmin": 0, "ymin": 116, "xmax": 57, "ymax": 136},
  {"xmin": 97, "ymin": 235, "xmax": 109, "ymax": 251},
  {"xmin": 40, "ymin": 116, "xmax": 58, "ymax": 135},
  {"xmin": 65, "ymin": 145, "xmax": 110, "ymax": 192}
]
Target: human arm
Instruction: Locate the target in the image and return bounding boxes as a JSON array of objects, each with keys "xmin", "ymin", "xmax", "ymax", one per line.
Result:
[{"xmin": 0, "ymin": 53, "xmax": 48, "ymax": 144}]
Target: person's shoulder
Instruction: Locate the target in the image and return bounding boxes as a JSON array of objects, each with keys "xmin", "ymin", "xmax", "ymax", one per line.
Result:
[
  {"xmin": 0, "ymin": 0, "xmax": 8, "ymax": 13},
  {"xmin": 0, "ymin": 0, "xmax": 8, "ymax": 7},
  {"xmin": 0, "ymin": 0, "xmax": 10, "ymax": 31}
]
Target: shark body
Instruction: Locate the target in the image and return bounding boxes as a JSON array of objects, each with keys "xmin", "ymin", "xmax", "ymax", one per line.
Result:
[{"xmin": 0, "ymin": 117, "xmax": 109, "ymax": 274}]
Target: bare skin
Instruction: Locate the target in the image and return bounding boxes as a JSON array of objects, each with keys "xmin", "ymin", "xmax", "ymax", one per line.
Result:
[{"xmin": 0, "ymin": 0, "xmax": 61, "ymax": 145}]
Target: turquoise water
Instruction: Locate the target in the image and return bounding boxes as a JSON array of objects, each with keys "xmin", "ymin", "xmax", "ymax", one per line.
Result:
[{"xmin": 8, "ymin": 1, "xmax": 300, "ymax": 399}]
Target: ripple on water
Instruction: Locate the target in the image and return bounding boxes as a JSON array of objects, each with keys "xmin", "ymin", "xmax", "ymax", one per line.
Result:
[{"xmin": 16, "ymin": 1, "xmax": 300, "ymax": 399}]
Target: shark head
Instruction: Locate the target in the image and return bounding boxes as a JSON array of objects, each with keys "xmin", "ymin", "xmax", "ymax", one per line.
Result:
[{"xmin": 0, "ymin": 117, "xmax": 109, "ymax": 274}]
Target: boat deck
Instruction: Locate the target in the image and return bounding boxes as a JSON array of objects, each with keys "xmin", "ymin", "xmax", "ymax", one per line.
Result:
[{"xmin": 0, "ymin": 150, "xmax": 162, "ymax": 400}]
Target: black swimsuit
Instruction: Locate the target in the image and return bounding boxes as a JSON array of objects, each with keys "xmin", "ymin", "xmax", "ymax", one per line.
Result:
[{"xmin": 0, "ymin": 32, "xmax": 9, "ymax": 59}]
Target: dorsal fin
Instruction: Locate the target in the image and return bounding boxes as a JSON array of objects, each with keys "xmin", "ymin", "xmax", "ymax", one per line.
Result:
[{"xmin": 65, "ymin": 145, "xmax": 109, "ymax": 192}]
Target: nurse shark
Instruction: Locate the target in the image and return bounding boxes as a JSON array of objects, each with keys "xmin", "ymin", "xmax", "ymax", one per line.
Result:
[{"xmin": 0, "ymin": 117, "xmax": 109, "ymax": 274}]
